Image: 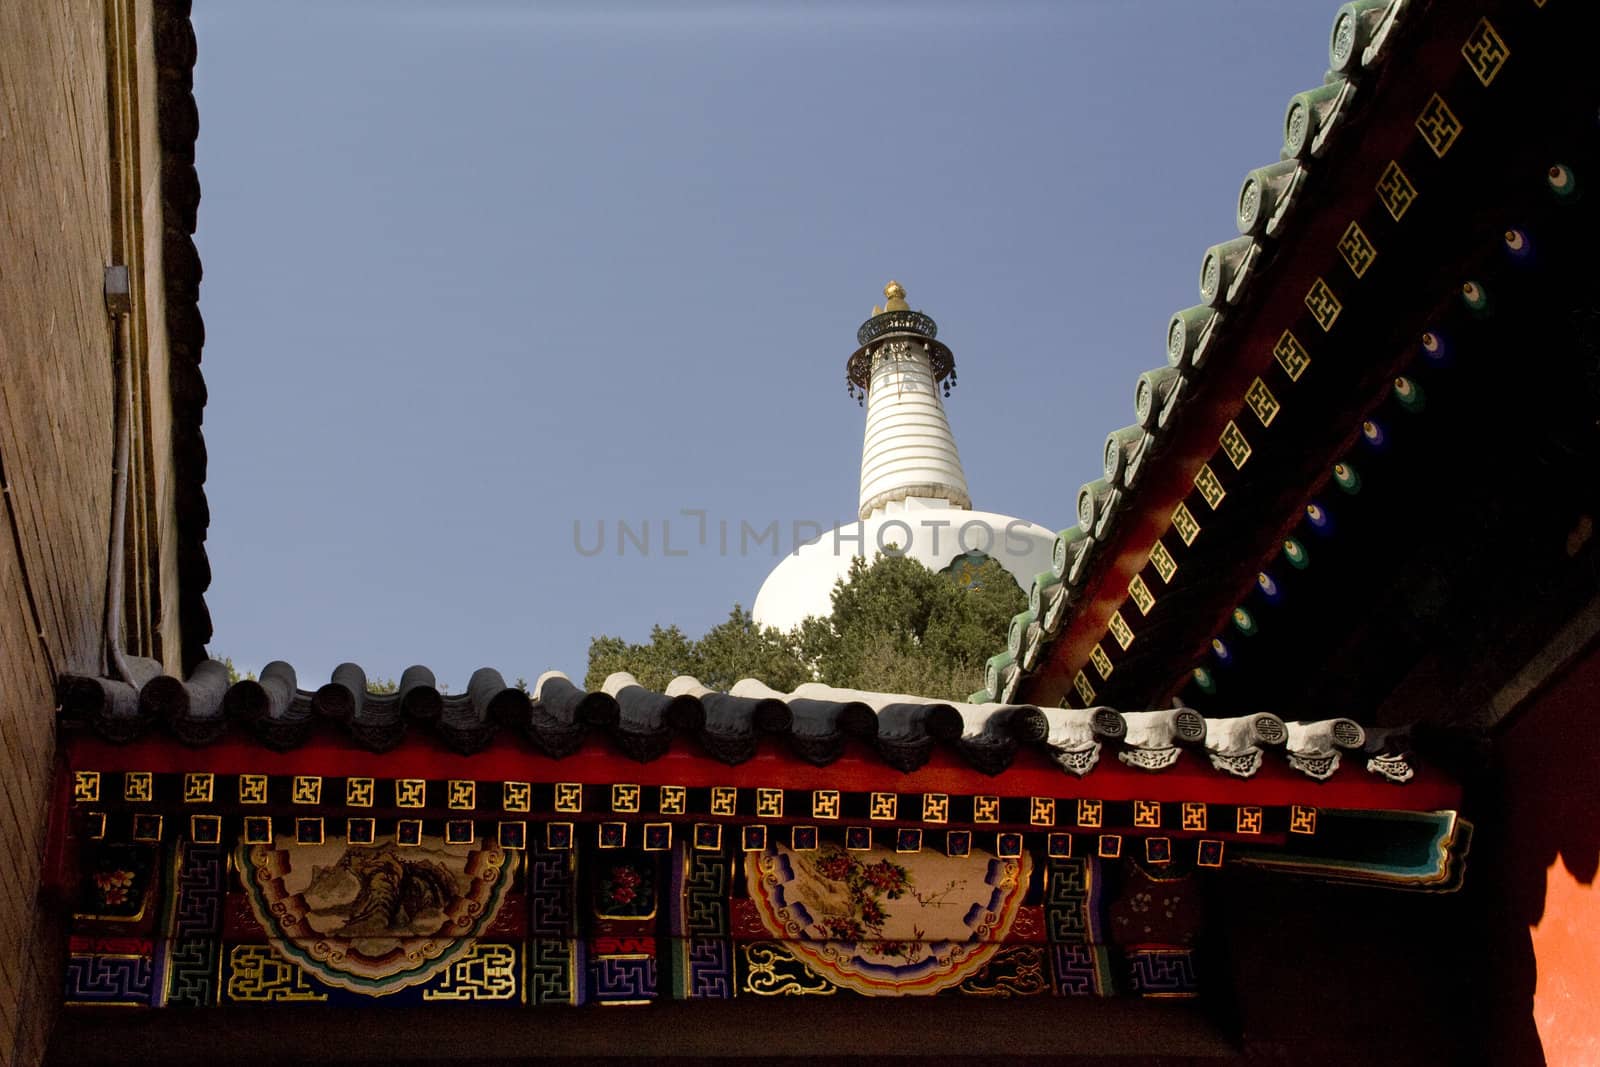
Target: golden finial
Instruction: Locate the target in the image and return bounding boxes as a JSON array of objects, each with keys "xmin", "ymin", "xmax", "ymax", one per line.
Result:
[
  {"xmin": 872, "ymin": 304, "xmax": 883, "ymax": 316},
  {"xmin": 883, "ymin": 280, "xmax": 909, "ymax": 312}
]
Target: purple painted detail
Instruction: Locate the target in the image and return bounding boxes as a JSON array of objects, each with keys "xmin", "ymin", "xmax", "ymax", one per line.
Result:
[
  {"xmin": 588, "ymin": 954, "xmax": 656, "ymax": 1002},
  {"xmin": 687, "ymin": 938, "xmax": 734, "ymax": 999},
  {"xmin": 1127, "ymin": 948, "xmax": 1199, "ymax": 996},
  {"xmin": 1051, "ymin": 943, "xmax": 1113, "ymax": 996},
  {"xmin": 66, "ymin": 954, "xmax": 153, "ymax": 1005},
  {"xmin": 527, "ymin": 842, "xmax": 575, "ymax": 938},
  {"xmin": 169, "ymin": 842, "xmax": 225, "ymax": 938},
  {"xmin": 675, "ymin": 843, "xmax": 729, "ymax": 938}
]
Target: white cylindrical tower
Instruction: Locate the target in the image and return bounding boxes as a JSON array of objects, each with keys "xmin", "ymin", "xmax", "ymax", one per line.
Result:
[
  {"xmin": 849, "ymin": 282, "xmax": 970, "ymax": 519},
  {"xmin": 753, "ymin": 280, "xmax": 1059, "ymax": 633}
]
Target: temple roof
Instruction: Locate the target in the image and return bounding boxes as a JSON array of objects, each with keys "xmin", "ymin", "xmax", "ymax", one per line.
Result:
[
  {"xmin": 57, "ymin": 660, "xmax": 1459, "ymax": 811},
  {"xmin": 973, "ymin": 0, "xmax": 1591, "ymax": 711}
]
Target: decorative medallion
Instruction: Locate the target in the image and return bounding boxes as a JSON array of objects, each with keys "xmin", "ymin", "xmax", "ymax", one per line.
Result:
[
  {"xmin": 745, "ymin": 842, "xmax": 1032, "ymax": 995},
  {"xmin": 237, "ymin": 833, "xmax": 511, "ymax": 995}
]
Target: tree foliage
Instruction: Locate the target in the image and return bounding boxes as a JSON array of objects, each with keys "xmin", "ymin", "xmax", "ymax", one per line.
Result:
[{"xmin": 584, "ymin": 554, "xmax": 1024, "ymax": 700}]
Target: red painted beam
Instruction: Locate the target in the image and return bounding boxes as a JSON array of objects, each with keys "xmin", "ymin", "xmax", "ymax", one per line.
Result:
[{"xmin": 61, "ymin": 732, "xmax": 1460, "ymax": 813}]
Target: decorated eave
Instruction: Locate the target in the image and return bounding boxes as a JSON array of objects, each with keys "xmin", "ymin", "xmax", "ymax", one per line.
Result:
[
  {"xmin": 978, "ymin": 0, "xmax": 1593, "ymax": 712},
  {"xmin": 56, "ymin": 660, "xmax": 1468, "ymax": 889}
]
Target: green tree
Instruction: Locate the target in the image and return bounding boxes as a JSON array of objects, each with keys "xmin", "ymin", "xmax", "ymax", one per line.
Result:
[{"xmin": 584, "ymin": 554, "xmax": 1024, "ymax": 700}]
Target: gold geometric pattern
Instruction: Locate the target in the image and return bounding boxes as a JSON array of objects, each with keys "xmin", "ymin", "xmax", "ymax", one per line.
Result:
[
  {"xmin": 1089, "ymin": 643, "xmax": 1114, "ymax": 681},
  {"xmin": 124, "ymin": 771, "xmax": 153, "ymax": 803},
  {"xmin": 502, "ymin": 781, "xmax": 531, "ymax": 813},
  {"xmin": 1337, "ymin": 221, "xmax": 1377, "ymax": 278},
  {"xmin": 346, "ymin": 777, "xmax": 375, "ymax": 807},
  {"xmin": 447, "ymin": 780, "xmax": 476, "ymax": 811},
  {"xmin": 1219, "ymin": 421, "xmax": 1251, "ymax": 470},
  {"xmin": 1072, "ymin": 670, "xmax": 1095, "ymax": 706},
  {"xmin": 1108, "ymin": 610, "xmax": 1135, "ymax": 650},
  {"xmin": 1272, "ymin": 329, "xmax": 1312, "ymax": 381},
  {"xmin": 1236, "ymin": 806, "xmax": 1264, "ymax": 835},
  {"xmin": 973, "ymin": 795, "xmax": 1001, "ymax": 824},
  {"xmin": 1415, "ymin": 93, "xmax": 1462, "ymax": 158},
  {"xmin": 869, "ymin": 792, "xmax": 898, "ymax": 821},
  {"xmin": 1376, "ymin": 160, "xmax": 1418, "ymax": 221},
  {"xmin": 755, "ymin": 788, "xmax": 784, "ymax": 819},
  {"xmin": 239, "ymin": 774, "xmax": 269, "ymax": 805},
  {"xmin": 1149, "ymin": 540, "xmax": 1178, "ymax": 583},
  {"xmin": 291, "ymin": 776, "xmax": 321, "ymax": 806},
  {"xmin": 811, "ymin": 790, "xmax": 840, "ymax": 820},
  {"xmin": 1304, "ymin": 277, "xmax": 1342, "ymax": 332},
  {"xmin": 554, "ymin": 782, "xmax": 584, "ymax": 813},
  {"xmin": 1133, "ymin": 800, "xmax": 1161, "ymax": 829},
  {"xmin": 1289, "ymin": 805, "xmax": 1318, "ymax": 835},
  {"xmin": 710, "ymin": 786, "xmax": 738, "ymax": 817},
  {"xmin": 181, "ymin": 772, "xmax": 213, "ymax": 804},
  {"xmin": 1127, "ymin": 575, "xmax": 1155, "ymax": 616},
  {"xmin": 396, "ymin": 779, "xmax": 428, "ymax": 808},
  {"xmin": 1244, "ymin": 377, "xmax": 1280, "ymax": 428},
  {"xmin": 73, "ymin": 771, "xmax": 100, "ymax": 804},
  {"xmin": 420, "ymin": 943, "xmax": 519, "ymax": 1002},
  {"xmin": 659, "ymin": 785, "xmax": 687, "ymax": 815},
  {"xmin": 1076, "ymin": 799, "xmax": 1102, "ymax": 829},
  {"xmin": 226, "ymin": 945, "xmax": 329, "ymax": 1003},
  {"xmin": 1194, "ymin": 464, "xmax": 1226, "ymax": 510},
  {"xmin": 1171, "ymin": 503, "xmax": 1201, "ymax": 546},
  {"xmin": 1029, "ymin": 797, "xmax": 1056, "ymax": 827},
  {"xmin": 922, "ymin": 793, "xmax": 949, "ymax": 824},
  {"xmin": 611, "ymin": 783, "xmax": 641, "ymax": 814},
  {"xmin": 1181, "ymin": 802, "xmax": 1207, "ymax": 832},
  {"xmin": 1462, "ymin": 18, "xmax": 1509, "ymax": 85}
]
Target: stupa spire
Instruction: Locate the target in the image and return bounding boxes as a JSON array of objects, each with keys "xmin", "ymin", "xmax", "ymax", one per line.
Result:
[{"xmin": 845, "ymin": 281, "xmax": 970, "ymax": 520}]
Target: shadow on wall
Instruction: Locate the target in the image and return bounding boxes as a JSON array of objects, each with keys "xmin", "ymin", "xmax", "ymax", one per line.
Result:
[{"xmin": 1474, "ymin": 639, "xmax": 1600, "ymax": 1067}]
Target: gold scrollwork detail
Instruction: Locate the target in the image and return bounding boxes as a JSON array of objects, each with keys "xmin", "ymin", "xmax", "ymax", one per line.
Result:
[
  {"xmin": 73, "ymin": 772, "xmax": 100, "ymax": 804},
  {"xmin": 755, "ymin": 788, "xmax": 784, "ymax": 819},
  {"xmin": 811, "ymin": 790, "xmax": 840, "ymax": 820},
  {"xmin": 742, "ymin": 942, "xmax": 836, "ymax": 996},
  {"xmin": 503, "ymin": 781, "xmax": 531, "ymax": 812},
  {"xmin": 226, "ymin": 945, "xmax": 329, "ymax": 1002},
  {"xmin": 182, "ymin": 772, "xmax": 213, "ymax": 804},
  {"xmin": 553, "ymin": 782, "xmax": 583, "ymax": 813},
  {"xmin": 447, "ymin": 780, "xmax": 476, "ymax": 810},
  {"xmin": 1072, "ymin": 670, "xmax": 1096, "ymax": 705},
  {"xmin": 868, "ymin": 792, "xmax": 898, "ymax": 821},
  {"xmin": 421, "ymin": 943, "xmax": 518, "ymax": 1001},
  {"xmin": 957, "ymin": 945, "xmax": 1049, "ymax": 997},
  {"xmin": 659, "ymin": 785, "xmax": 687, "ymax": 815},
  {"xmin": 239, "ymin": 774, "xmax": 269, "ymax": 805}
]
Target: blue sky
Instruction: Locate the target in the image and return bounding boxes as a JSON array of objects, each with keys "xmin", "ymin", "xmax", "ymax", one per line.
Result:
[{"xmin": 194, "ymin": 0, "xmax": 1337, "ymax": 687}]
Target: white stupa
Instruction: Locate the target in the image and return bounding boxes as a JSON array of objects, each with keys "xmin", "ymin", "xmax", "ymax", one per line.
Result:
[{"xmin": 753, "ymin": 281, "xmax": 1057, "ymax": 632}]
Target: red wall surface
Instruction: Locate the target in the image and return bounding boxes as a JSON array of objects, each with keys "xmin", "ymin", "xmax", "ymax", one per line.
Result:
[{"xmin": 1497, "ymin": 640, "xmax": 1600, "ymax": 1066}]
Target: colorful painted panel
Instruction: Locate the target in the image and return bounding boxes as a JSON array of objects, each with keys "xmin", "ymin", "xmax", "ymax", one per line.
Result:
[
  {"xmin": 237, "ymin": 835, "xmax": 512, "ymax": 995},
  {"xmin": 743, "ymin": 842, "xmax": 1032, "ymax": 994},
  {"xmin": 63, "ymin": 825, "xmax": 1214, "ymax": 1008}
]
